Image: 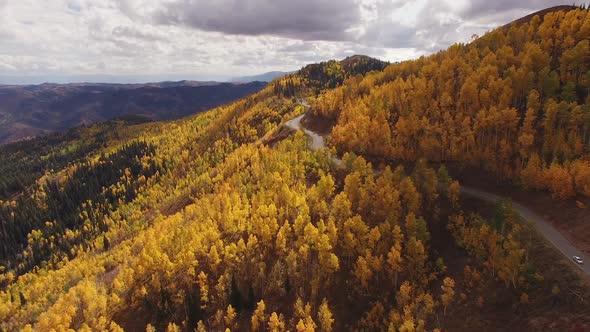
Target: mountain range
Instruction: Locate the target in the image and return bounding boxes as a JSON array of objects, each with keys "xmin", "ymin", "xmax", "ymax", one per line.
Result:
[
  {"xmin": 0, "ymin": 81, "xmax": 267, "ymax": 145},
  {"xmin": 231, "ymin": 71, "xmax": 292, "ymax": 83}
]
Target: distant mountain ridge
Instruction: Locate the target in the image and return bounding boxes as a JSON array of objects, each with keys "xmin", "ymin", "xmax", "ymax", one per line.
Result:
[
  {"xmin": 0, "ymin": 80, "xmax": 220, "ymax": 90},
  {"xmin": 231, "ymin": 71, "xmax": 292, "ymax": 83},
  {"xmin": 0, "ymin": 81, "xmax": 266, "ymax": 145},
  {"xmin": 231, "ymin": 56, "xmax": 388, "ymax": 84}
]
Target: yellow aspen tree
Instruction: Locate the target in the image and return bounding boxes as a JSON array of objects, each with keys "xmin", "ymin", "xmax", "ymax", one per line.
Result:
[
  {"xmin": 400, "ymin": 178, "xmax": 421, "ymax": 215},
  {"xmin": 387, "ymin": 244, "xmax": 403, "ymax": 289},
  {"xmin": 304, "ymin": 316, "xmax": 317, "ymax": 332},
  {"xmin": 404, "ymin": 237, "xmax": 427, "ymax": 284},
  {"xmin": 571, "ymin": 160, "xmax": 590, "ymax": 196},
  {"xmin": 440, "ymin": 277, "xmax": 456, "ymax": 315},
  {"xmin": 251, "ymin": 300, "xmax": 267, "ymax": 332},
  {"xmin": 224, "ymin": 305, "xmax": 236, "ymax": 330},
  {"xmin": 268, "ymin": 312, "xmax": 285, "ymax": 332},
  {"xmin": 498, "ymin": 228, "xmax": 526, "ymax": 288},
  {"xmin": 399, "ymin": 318, "xmax": 416, "ymax": 332},
  {"xmin": 354, "ymin": 256, "xmax": 372, "ymax": 290},
  {"xmin": 329, "ymin": 193, "xmax": 352, "ymax": 227},
  {"xmin": 293, "ymin": 298, "xmax": 313, "ymax": 322},
  {"xmin": 326, "ymin": 217, "xmax": 338, "ymax": 247},
  {"xmin": 214, "ymin": 309, "xmax": 225, "ymax": 331},
  {"xmin": 545, "ymin": 162, "xmax": 575, "ymax": 199},
  {"xmin": 521, "ymin": 153, "xmax": 544, "ymax": 189},
  {"xmin": 109, "ymin": 322, "xmax": 124, "ymax": 332},
  {"xmin": 368, "ymin": 226, "xmax": 382, "ymax": 251},
  {"xmin": 166, "ymin": 323, "xmax": 180, "ymax": 332},
  {"xmin": 518, "ymin": 90, "xmax": 540, "ymax": 159},
  {"xmin": 296, "ymin": 317, "xmax": 317, "ymax": 332},
  {"xmin": 393, "ymin": 224, "xmax": 404, "ymax": 247},
  {"xmin": 196, "ymin": 321, "xmax": 207, "ymax": 332},
  {"xmin": 296, "ymin": 319, "xmax": 307, "ymax": 332},
  {"xmin": 197, "ymin": 272, "xmax": 209, "ymax": 310},
  {"xmin": 276, "ymin": 220, "xmax": 291, "ymax": 254},
  {"xmin": 448, "ymin": 180, "xmax": 461, "ymax": 208},
  {"xmin": 318, "ymin": 298, "xmax": 334, "ymax": 332}
]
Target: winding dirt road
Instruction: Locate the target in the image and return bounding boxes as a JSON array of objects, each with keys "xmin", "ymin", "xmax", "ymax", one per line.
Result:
[
  {"xmin": 285, "ymin": 114, "xmax": 326, "ymax": 151},
  {"xmin": 286, "ymin": 101, "xmax": 590, "ymax": 278}
]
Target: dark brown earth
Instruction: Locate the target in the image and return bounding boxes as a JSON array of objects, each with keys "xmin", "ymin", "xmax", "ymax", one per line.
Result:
[{"xmin": 300, "ymin": 112, "xmax": 336, "ymax": 135}]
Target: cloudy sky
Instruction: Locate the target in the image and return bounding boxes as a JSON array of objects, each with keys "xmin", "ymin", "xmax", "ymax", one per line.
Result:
[{"xmin": 0, "ymin": 0, "xmax": 568, "ymax": 83}]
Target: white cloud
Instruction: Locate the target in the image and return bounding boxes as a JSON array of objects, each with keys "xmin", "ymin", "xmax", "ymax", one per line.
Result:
[{"xmin": 0, "ymin": 0, "xmax": 579, "ymax": 83}]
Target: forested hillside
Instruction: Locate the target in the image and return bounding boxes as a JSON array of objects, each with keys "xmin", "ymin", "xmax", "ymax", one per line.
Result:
[
  {"xmin": 272, "ymin": 55, "xmax": 389, "ymax": 97},
  {"xmin": 312, "ymin": 6, "xmax": 590, "ymax": 200},
  {"xmin": 1, "ymin": 6, "xmax": 589, "ymax": 332}
]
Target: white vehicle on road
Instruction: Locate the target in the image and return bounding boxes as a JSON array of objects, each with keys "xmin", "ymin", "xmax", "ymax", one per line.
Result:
[{"xmin": 573, "ymin": 255, "xmax": 584, "ymax": 264}]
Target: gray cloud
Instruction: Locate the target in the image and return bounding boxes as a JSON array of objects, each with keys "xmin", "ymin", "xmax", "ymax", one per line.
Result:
[
  {"xmin": 146, "ymin": 0, "xmax": 571, "ymax": 52},
  {"xmin": 461, "ymin": 0, "xmax": 563, "ymax": 17},
  {"xmin": 112, "ymin": 25, "xmax": 166, "ymax": 42},
  {"xmin": 370, "ymin": 0, "xmax": 575, "ymax": 52},
  {"xmin": 154, "ymin": 0, "xmax": 362, "ymax": 41},
  {"xmin": 0, "ymin": 0, "xmax": 585, "ymax": 84}
]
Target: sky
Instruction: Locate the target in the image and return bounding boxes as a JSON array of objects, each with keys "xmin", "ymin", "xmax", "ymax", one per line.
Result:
[{"xmin": 0, "ymin": 0, "xmax": 572, "ymax": 84}]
